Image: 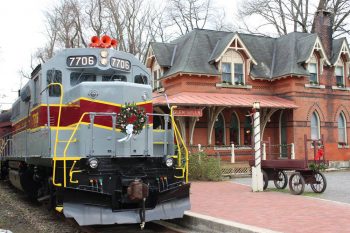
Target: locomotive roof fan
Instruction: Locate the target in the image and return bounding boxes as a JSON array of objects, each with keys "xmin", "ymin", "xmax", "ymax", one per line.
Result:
[{"xmin": 89, "ymin": 35, "xmax": 118, "ymax": 49}]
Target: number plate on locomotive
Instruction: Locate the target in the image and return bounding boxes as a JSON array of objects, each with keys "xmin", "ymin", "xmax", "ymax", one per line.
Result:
[
  {"xmin": 110, "ymin": 57, "xmax": 131, "ymax": 71},
  {"xmin": 67, "ymin": 55, "xmax": 97, "ymax": 67}
]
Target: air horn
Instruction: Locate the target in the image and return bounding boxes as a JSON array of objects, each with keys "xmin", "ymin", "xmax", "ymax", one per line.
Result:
[
  {"xmin": 100, "ymin": 35, "xmax": 112, "ymax": 48},
  {"xmin": 111, "ymin": 39, "xmax": 118, "ymax": 48},
  {"xmin": 89, "ymin": 35, "xmax": 118, "ymax": 49},
  {"xmin": 89, "ymin": 36, "xmax": 100, "ymax": 48}
]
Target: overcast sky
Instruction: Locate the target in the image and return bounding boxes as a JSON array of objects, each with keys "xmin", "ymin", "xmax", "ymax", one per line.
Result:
[
  {"xmin": 0, "ymin": 0, "xmax": 51, "ymax": 110},
  {"xmin": 0, "ymin": 0, "xmax": 238, "ymax": 110}
]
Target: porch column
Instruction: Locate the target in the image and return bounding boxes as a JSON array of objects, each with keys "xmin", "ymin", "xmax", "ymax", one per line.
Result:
[
  {"xmin": 176, "ymin": 116, "xmax": 187, "ymax": 145},
  {"xmin": 251, "ymin": 102, "xmax": 264, "ymax": 192},
  {"xmin": 189, "ymin": 117, "xmax": 199, "ymax": 145}
]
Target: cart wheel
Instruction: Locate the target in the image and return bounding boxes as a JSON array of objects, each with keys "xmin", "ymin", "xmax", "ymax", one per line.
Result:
[
  {"xmin": 262, "ymin": 170, "xmax": 268, "ymax": 190},
  {"xmin": 311, "ymin": 172, "xmax": 327, "ymax": 193},
  {"xmin": 274, "ymin": 170, "xmax": 288, "ymax": 189},
  {"xmin": 289, "ymin": 172, "xmax": 305, "ymax": 195}
]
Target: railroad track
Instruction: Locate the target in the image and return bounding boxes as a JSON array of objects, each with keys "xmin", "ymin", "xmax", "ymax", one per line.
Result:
[{"xmin": 78, "ymin": 220, "xmax": 187, "ymax": 233}]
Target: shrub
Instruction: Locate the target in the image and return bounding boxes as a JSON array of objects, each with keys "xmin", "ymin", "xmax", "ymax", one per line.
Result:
[{"xmin": 188, "ymin": 152, "xmax": 222, "ymax": 181}]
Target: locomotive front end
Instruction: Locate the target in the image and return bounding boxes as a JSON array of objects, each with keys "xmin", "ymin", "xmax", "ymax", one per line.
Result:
[{"xmin": 41, "ymin": 36, "xmax": 191, "ymax": 226}]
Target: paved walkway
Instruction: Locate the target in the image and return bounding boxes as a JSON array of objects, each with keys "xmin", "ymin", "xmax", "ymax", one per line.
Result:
[{"xmin": 189, "ymin": 181, "xmax": 350, "ymax": 233}]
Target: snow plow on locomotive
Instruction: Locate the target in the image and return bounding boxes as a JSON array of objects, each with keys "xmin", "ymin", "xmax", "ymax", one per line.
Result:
[{"xmin": 0, "ymin": 36, "xmax": 190, "ymax": 227}]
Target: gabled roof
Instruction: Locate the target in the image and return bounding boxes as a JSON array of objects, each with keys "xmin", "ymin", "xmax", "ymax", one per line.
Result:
[
  {"xmin": 148, "ymin": 28, "xmax": 348, "ymax": 80},
  {"xmin": 271, "ymin": 32, "xmax": 311, "ymax": 78},
  {"xmin": 150, "ymin": 42, "xmax": 176, "ymax": 67},
  {"xmin": 296, "ymin": 34, "xmax": 317, "ymax": 63},
  {"xmin": 162, "ymin": 29, "xmax": 226, "ymax": 77},
  {"xmin": 239, "ymin": 33, "xmax": 275, "ymax": 78},
  {"xmin": 208, "ymin": 32, "xmax": 235, "ymax": 63},
  {"xmin": 331, "ymin": 38, "xmax": 350, "ymax": 65},
  {"xmin": 208, "ymin": 33, "xmax": 257, "ymax": 64}
]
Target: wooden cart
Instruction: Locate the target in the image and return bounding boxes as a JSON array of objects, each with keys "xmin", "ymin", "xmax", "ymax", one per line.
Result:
[{"xmin": 249, "ymin": 135, "xmax": 327, "ymax": 195}]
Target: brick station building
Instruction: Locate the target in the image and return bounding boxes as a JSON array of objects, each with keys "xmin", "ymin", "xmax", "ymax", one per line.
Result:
[{"xmin": 146, "ymin": 9, "xmax": 350, "ymax": 163}]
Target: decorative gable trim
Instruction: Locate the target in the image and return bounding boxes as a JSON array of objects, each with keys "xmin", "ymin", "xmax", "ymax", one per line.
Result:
[
  {"xmin": 333, "ymin": 40, "xmax": 350, "ymax": 65},
  {"xmin": 145, "ymin": 46, "xmax": 155, "ymax": 68},
  {"xmin": 305, "ymin": 36, "xmax": 331, "ymax": 66},
  {"xmin": 215, "ymin": 34, "xmax": 257, "ymax": 65}
]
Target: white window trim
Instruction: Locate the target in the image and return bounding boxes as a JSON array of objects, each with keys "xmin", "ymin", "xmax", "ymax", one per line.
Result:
[
  {"xmin": 220, "ymin": 50, "xmax": 245, "ymax": 86},
  {"xmin": 311, "ymin": 112, "xmax": 321, "ymax": 140},
  {"xmin": 335, "ymin": 59, "xmax": 345, "ymax": 87},
  {"xmin": 338, "ymin": 112, "xmax": 347, "ymax": 144},
  {"xmin": 308, "ymin": 54, "xmax": 319, "ymax": 84}
]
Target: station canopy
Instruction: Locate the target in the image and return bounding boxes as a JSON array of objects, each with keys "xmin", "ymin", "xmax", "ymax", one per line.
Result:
[{"xmin": 153, "ymin": 92, "xmax": 297, "ymax": 109}]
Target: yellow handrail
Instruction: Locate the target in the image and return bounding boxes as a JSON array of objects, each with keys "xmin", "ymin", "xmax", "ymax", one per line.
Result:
[
  {"xmin": 63, "ymin": 112, "xmax": 89, "ymax": 187},
  {"xmin": 47, "ymin": 83, "xmax": 63, "ymax": 187},
  {"xmin": 69, "ymin": 160, "xmax": 82, "ymax": 184},
  {"xmin": 170, "ymin": 106, "xmax": 189, "ymax": 183}
]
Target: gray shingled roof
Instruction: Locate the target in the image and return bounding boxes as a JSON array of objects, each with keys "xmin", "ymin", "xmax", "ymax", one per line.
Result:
[
  {"xmin": 239, "ymin": 34, "xmax": 275, "ymax": 78},
  {"xmin": 331, "ymin": 38, "xmax": 349, "ymax": 65},
  {"xmin": 150, "ymin": 42, "xmax": 176, "ymax": 67},
  {"xmin": 149, "ymin": 28, "xmax": 348, "ymax": 80},
  {"xmin": 208, "ymin": 32, "xmax": 235, "ymax": 63}
]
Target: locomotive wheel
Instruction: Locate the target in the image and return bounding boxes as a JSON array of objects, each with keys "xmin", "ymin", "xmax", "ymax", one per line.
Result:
[
  {"xmin": 289, "ymin": 172, "xmax": 305, "ymax": 195},
  {"xmin": 273, "ymin": 170, "xmax": 288, "ymax": 189},
  {"xmin": 262, "ymin": 170, "xmax": 268, "ymax": 190},
  {"xmin": 310, "ymin": 172, "xmax": 327, "ymax": 193}
]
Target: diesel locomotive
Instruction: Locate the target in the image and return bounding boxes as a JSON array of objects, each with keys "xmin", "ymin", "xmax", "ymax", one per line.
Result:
[{"xmin": 0, "ymin": 36, "xmax": 190, "ymax": 227}]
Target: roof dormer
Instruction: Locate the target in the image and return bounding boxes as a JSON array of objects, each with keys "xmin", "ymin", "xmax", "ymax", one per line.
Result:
[
  {"xmin": 209, "ymin": 33, "xmax": 257, "ymax": 66},
  {"xmin": 305, "ymin": 36, "xmax": 331, "ymax": 74},
  {"xmin": 331, "ymin": 39, "xmax": 350, "ymax": 66}
]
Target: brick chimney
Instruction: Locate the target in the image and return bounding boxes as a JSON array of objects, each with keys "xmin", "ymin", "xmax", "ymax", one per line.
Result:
[{"xmin": 311, "ymin": 1, "xmax": 333, "ymax": 59}]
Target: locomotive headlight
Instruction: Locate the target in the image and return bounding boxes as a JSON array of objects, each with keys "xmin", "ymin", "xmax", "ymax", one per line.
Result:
[
  {"xmin": 100, "ymin": 58, "xmax": 108, "ymax": 66},
  {"xmin": 100, "ymin": 50, "xmax": 109, "ymax": 58},
  {"xmin": 165, "ymin": 157, "xmax": 174, "ymax": 168},
  {"xmin": 88, "ymin": 158, "xmax": 99, "ymax": 169}
]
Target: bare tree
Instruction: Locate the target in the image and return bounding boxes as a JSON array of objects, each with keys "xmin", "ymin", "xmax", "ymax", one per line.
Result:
[
  {"xmin": 237, "ymin": 0, "xmax": 350, "ymax": 38},
  {"xmin": 36, "ymin": 0, "xmax": 231, "ymax": 62},
  {"xmin": 166, "ymin": 0, "xmax": 212, "ymax": 35},
  {"xmin": 106, "ymin": 0, "xmax": 156, "ymax": 59},
  {"xmin": 85, "ymin": 0, "xmax": 108, "ymax": 37}
]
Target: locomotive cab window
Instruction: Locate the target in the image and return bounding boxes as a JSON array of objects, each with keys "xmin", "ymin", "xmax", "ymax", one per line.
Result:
[
  {"xmin": 102, "ymin": 75, "xmax": 127, "ymax": 82},
  {"xmin": 47, "ymin": 69, "xmax": 62, "ymax": 97},
  {"xmin": 70, "ymin": 72, "xmax": 96, "ymax": 86},
  {"xmin": 134, "ymin": 74, "xmax": 148, "ymax": 84}
]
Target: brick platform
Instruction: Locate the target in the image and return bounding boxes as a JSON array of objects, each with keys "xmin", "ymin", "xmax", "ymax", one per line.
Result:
[{"xmin": 189, "ymin": 181, "xmax": 350, "ymax": 233}]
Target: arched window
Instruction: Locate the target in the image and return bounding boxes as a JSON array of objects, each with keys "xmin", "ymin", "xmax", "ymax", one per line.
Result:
[
  {"xmin": 221, "ymin": 50, "xmax": 244, "ymax": 85},
  {"xmin": 311, "ymin": 112, "xmax": 320, "ymax": 140},
  {"xmin": 230, "ymin": 112, "xmax": 240, "ymax": 145},
  {"xmin": 244, "ymin": 114, "xmax": 252, "ymax": 146},
  {"xmin": 214, "ymin": 114, "xmax": 225, "ymax": 145},
  {"xmin": 308, "ymin": 54, "xmax": 318, "ymax": 84},
  {"xmin": 338, "ymin": 112, "xmax": 347, "ymax": 144}
]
